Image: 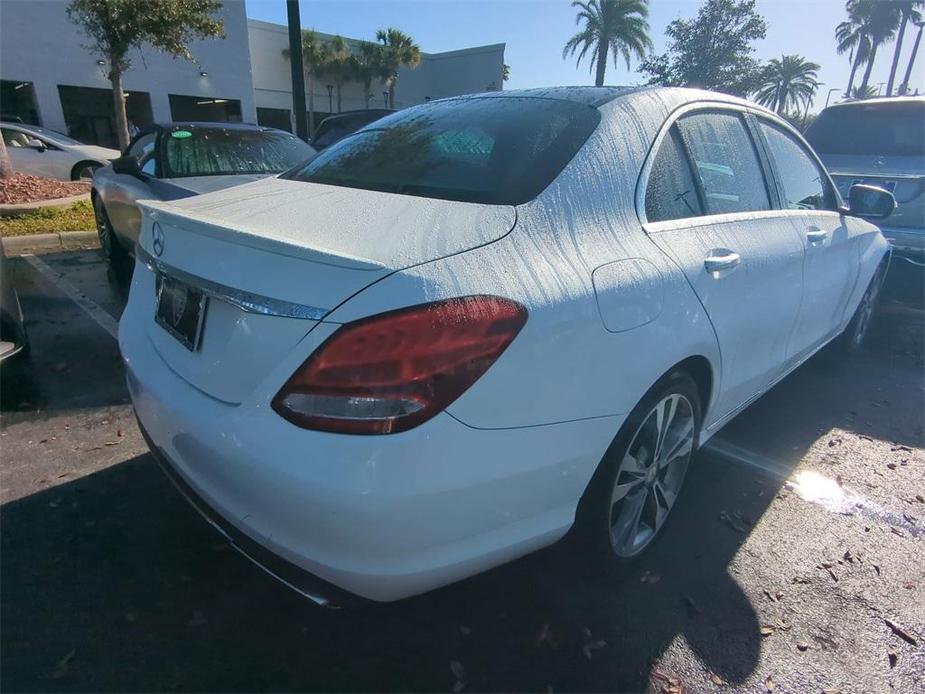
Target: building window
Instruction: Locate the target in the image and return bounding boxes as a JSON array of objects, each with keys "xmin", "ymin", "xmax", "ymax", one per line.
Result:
[
  {"xmin": 1, "ymin": 80, "xmax": 40, "ymax": 125},
  {"xmin": 58, "ymin": 85, "xmax": 153, "ymax": 148},
  {"xmin": 168, "ymin": 94, "xmax": 242, "ymax": 123},
  {"xmin": 256, "ymin": 107, "xmax": 291, "ymax": 132}
]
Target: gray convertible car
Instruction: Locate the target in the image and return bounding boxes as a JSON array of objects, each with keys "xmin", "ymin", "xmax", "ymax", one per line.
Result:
[{"xmin": 91, "ymin": 122, "xmax": 315, "ymax": 264}]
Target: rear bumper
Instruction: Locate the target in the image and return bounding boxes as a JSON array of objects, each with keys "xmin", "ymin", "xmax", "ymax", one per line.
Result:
[{"xmin": 121, "ymin": 302, "xmax": 620, "ymax": 602}]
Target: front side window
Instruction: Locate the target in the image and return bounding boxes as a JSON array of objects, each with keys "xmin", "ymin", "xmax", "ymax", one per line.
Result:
[
  {"xmin": 1, "ymin": 128, "xmax": 30, "ymax": 147},
  {"xmin": 676, "ymin": 111, "xmax": 771, "ymax": 216},
  {"xmin": 163, "ymin": 127, "xmax": 315, "ymax": 178},
  {"xmin": 645, "ymin": 127, "xmax": 703, "ymax": 223},
  {"xmin": 283, "ymin": 97, "xmax": 602, "ymax": 205},
  {"xmin": 758, "ymin": 121, "xmax": 834, "ymax": 211}
]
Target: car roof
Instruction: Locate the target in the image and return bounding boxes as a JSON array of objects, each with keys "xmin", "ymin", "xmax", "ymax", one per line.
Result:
[
  {"xmin": 153, "ymin": 121, "xmax": 289, "ymax": 133},
  {"xmin": 824, "ymin": 95, "xmax": 925, "ymax": 110},
  {"xmin": 320, "ymin": 109, "xmax": 394, "ymax": 120}
]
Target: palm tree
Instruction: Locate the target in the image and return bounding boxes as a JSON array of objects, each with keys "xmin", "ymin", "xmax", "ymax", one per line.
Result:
[
  {"xmin": 562, "ymin": 0, "xmax": 652, "ymax": 87},
  {"xmin": 753, "ymin": 55, "xmax": 821, "ymax": 115},
  {"xmin": 351, "ymin": 41, "xmax": 388, "ymax": 109},
  {"xmin": 851, "ymin": 83, "xmax": 879, "ymax": 98},
  {"xmin": 855, "ymin": 1, "xmax": 902, "ymax": 95},
  {"xmin": 282, "ymin": 29, "xmax": 329, "ymax": 136},
  {"xmin": 323, "ymin": 35, "xmax": 353, "ymax": 113},
  {"xmin": 887, "ymin": 1, "xmax": 924, "ymax": 95},
  {"xmin": 899, "ymin": 15, "xmax": 924, "ymax": 94},
  {"xmin": 375, "ymin": 27, "xmax": 421, "ymax": 108},
  {"xmin": 836, "ymin": 0, "xmax": 872, "ymax": 98}
]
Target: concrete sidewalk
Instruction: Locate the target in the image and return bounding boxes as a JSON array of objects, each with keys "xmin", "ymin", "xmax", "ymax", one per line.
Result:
[{"xmin": 1, "ymin": 230, "xmax": 99, "ymax": 255}]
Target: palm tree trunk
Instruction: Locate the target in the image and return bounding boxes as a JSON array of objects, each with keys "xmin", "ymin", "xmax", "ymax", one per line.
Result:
[
  {"xmin": 844, "ymin": 33, "xmax": 866, "ymax": 97},
  {"xmin": 0, "ymin": 135, "xmax": 12, "ymax": 179},
  {"xmin": 594, "ymin": 41, "xmax": 607, "ymax": 87},
  {"xmin": 110, "ymin": 65, "xmax": 130, "ymax": 151},
  {"xmin": 899, "ymin": 23, "xmax": 923, "ymax": 94},
  {"xmin": 307, "ymin": 71, "xmax": 316, "ymax": 137},
  {"xmin": 887, "ymin": 12, "xmax": 909, "ymax": 96},
  {"xmin": 858, "ymin": 42, "xmax": 879, "ymax": 95},
  {"xmin": 336, "ymin": 83, "xmax": 342, "ymax": 113},
  {"xmin": 363, "ymin": 78, "xmax": 371, "ymax": 109}
]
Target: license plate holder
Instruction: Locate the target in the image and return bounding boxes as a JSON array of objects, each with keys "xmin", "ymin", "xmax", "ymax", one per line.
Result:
[{"xmin": 155, "ymin": 274, "xmax": 207, "ymax": 351}]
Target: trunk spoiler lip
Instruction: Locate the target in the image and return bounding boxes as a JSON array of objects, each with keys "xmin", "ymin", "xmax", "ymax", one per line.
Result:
[{"xmin": 137, "ymin": 199, "xmax": 387, "ymax": 272}]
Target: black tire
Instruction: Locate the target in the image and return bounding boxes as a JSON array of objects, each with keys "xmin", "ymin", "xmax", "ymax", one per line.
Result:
[
  {"xmin": 71, "ymin": 161, "xmax": 101, "ymax": 181},
  {"xmin": 834, "ymin": 260, "xmax": 887, "ymax": 354},
  {"xmin": 572, "ymin": 369, "xmax": 702, "ymax": 574},
  {"xmin": 93, "ymin": 195, "xmax": 126, "ymax": 262}
]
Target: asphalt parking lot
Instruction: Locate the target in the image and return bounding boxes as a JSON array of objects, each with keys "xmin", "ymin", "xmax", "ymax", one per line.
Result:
[{"xmin": 1, "ymin": 244, "xmax": 923, "ymax": 693}]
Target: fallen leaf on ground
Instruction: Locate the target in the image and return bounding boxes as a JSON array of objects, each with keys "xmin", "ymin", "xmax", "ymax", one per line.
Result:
[
  {"xmin": 885, "ymin": 618, "xmax": 917, "ymax": 645},
  {"xmin": 52, "ymin": 649, "xmax": 76, "ymax": 679},
  {"xmin": 708, "ymin": 671, "xmax": 726, "ymax": 685},
  {"xmin": 765, "ymin": 675, "xmax": 774, "ymax": 691},
  {"xmin": 760, "ymin": 625, "xmax": 775, "ymax": 636},
  {"xmin": 888, "ymin": 651, "xmax": 898, "ymax": 668},
  {"xmin": 582, "ymin": 639, "xmax": 606, "ymax": 660},
  {"xmin": 764, "ymin": 589, "xmax": 783, "ymax": 602},
  {"xmin": 452, "ymin": 681, "xmax": 464, "ymax": 693},
  {"xmin": 718, "ymin": 511, "xmax": 748, "ymax": 533},
  {"xmin": 891, "ymin": 445, "xmax": 912, "ymax": 452},
  {"xmin": 450, "ymin": 660, "xmax": 466, "ymax": 681},
  {"xmin": 104, "ymin": 440, "xmax": 122, "ymax": 446},
  {"xmin": 916, "ymin": 494, "xmax": 924, "ymax": 503},
  {"xmin": 797, "ymin": 642, "xmax": 809, "ymax": 651},
  {"xmin": 890, "ymin": 527, "xmax": 905, "ymax": 538}
]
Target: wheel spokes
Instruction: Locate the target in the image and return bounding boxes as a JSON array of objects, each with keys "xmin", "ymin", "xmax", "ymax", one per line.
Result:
[{"xmin": 611, "ymin": 487, "xmax": 647, "ymax": 554}]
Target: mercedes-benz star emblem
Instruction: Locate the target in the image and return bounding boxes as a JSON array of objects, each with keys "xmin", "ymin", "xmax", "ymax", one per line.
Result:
[{"xmin": 152, "ymin": 222, "xmax": 165, "ymax": 257}]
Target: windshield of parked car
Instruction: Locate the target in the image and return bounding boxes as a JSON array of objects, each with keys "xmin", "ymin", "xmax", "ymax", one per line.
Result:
[
  {"xmin": 163, "ymin": 127, "xmax": 315, "ymax": 177},
  {"xmin": 805, "ymin": 101, "xmax": 925, "ymax": 157},
  {"xmin": 283, "ymin": 97, "xmax": 602, "ymax": 205},
  {"xmin": 18, "ymin": 125, "xmax": 82, "ymax": 146},
  {"xmin": 312, "ymin": 112, "xmax": 390, "ymax": 149}
]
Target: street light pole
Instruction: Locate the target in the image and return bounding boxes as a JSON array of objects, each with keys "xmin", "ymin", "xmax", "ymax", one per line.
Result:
[
  {"xmin": 326, "ymin": 85, "xmax": 333, "ymax": 114},
  {"xmin": 285, "ymin": 0, "xmax": 308, "ymax": 141}
]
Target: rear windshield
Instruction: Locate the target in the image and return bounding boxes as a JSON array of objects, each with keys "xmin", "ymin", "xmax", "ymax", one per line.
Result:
[
  {"xmin": 805, "ymin": 101, "xmax": 925, "ymax": 157},
  {"xmin": 283, "ymin": 97, "xmax": 602, "ymax": 205},
  {"xmin": 163, "ymin": 127, "xmax": 315, "ymax": 177}
]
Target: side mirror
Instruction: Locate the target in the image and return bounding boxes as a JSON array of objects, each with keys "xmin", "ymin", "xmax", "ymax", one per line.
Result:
[
  {"xmin": 26, "ymin": 138, "xmax": 45, "ymax": 152},
  {"xmin": 845, "ymin": 183, "xmax": 896, "ymax": 220},
  {"xmin": 112, "ymin": 154, "xmax": 142, "ymax": 178}
]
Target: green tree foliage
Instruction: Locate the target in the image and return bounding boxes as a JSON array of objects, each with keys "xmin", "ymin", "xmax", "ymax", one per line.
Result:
[
  {"xmin": 752, "ymin": 55, "xmax": 821, "ymax": 115},
  {"xmin": 836, "ymin": 1, "xmax": 873, "ymax": 98},
  {"xmin": 886, "ymin": 1, "xmax": 923, "ymax": 95},
  {"xmin": 67, "ymin": 0, "xmax": 224, "ymax": 150},
  {"xmin": 899, "ymin": 15, "xmax": 924, "ymax": 94},
  {"xmin": 376, "ymin": 27, "xmax": 421, "ymax": 109},
  {"xmin": 562, "ymin": 0, "xmax": 652, "ymax": 87},
  {"xmin": 282, "ymin": 29, "xmax": 330, "ymax": 135},
  {"xmin": 638, "ymin": 0, "xmax": 767, "ymax": 97},
  {"xmin": 322, "ymin": 36, "xmax": 353, "ymax": 113}
]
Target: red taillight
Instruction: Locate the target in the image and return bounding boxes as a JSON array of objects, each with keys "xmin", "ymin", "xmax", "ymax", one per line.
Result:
[{"xmin": 271, "ymin": 296, "xmax": 528, "ymax": 434}]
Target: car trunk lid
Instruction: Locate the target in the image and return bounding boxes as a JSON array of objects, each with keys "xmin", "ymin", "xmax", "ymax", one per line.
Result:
[{"xmin": 134, "ymin": 179, "xmax": 516, "ymax": 403}]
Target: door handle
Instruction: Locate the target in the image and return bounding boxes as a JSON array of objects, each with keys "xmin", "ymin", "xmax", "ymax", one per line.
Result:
[
  {"xmin": 704, "ymin": 251, "xmax": 741, "ymax": 274},
  {"xmin": 806, "ymin": 228, "xmax": 828, "ymax": 244}
]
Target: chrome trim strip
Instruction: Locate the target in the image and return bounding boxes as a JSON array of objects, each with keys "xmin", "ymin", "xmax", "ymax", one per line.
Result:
[{"xmin": 136, "ymin": 245, "xmax": 328, "ymax": 320}]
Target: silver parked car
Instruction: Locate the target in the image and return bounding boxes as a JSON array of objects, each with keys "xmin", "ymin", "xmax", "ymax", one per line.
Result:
[
  {"xmin": 91, "ymin": 122, "xmax": 316, "ymax": 264},
  {"xmin": 805, "ymin": 97, "xmax": 924, "ymax": 259}
]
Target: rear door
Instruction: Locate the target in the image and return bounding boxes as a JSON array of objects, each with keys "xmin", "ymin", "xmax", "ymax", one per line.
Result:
[
  {"xmin": 642, "ymin": 106, "xmax": 805, "ymax": 423},
  {"xmin": 754, "ymin": 118, "xmax": 857, "ymax": 357},
  {"xmin": 105, "ymin": 130, "xmax": 159, "ymax": 244}
]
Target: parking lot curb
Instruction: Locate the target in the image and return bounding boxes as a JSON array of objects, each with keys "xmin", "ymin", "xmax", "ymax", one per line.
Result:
[
  {"xmin": 2, "ymin": 230, "xmax": 99, "ymax": 256},
  {"xmin": 0, "ymin": 193, "xmax": 91, "ymax": 218}
]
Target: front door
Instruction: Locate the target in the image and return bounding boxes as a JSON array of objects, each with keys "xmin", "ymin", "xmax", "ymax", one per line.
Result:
[{"xmin": 754, "ymin": 119, "xmax": 859, "ymax": 358}]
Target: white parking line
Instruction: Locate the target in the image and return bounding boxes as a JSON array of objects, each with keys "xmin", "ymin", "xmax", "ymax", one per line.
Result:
[{"xmin": 22, "ymin": 254, "xmax": 120, "ymax": 340}]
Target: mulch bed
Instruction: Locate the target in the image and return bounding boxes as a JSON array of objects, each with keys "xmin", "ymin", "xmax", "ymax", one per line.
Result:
[{"xmin": 0, "ymin": 173, "xmax": 91, "ymax": 205}]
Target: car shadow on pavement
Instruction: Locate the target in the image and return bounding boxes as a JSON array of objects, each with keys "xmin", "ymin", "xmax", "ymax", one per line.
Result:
[{"xmin": 1, "ymin": 299, "xmax": 921, "ymax": 692}]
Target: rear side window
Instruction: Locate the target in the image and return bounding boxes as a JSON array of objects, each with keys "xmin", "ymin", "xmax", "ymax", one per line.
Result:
[
  {"xmin": 645, "ymin": 128, "xmax": 703, "ymax": 222},
  {"xmin": 805, "ymin": 101, "xmax": 925, "ymax": 157},
  {"xmin": 283, "ymin": 97, "xmax": 602, "ymax": 205},
  {"xmin": 758, "ymin": 121, "xmax": 835, "ymax": 211},
  {"xmin": 676, "ymin": 112, "xmax": 771, "ymax": 215}
]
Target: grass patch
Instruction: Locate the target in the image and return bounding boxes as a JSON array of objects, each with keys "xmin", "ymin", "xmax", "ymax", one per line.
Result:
[{"xmin": 0, "ymin": 200, "xmax": 95, "ymax": 237}]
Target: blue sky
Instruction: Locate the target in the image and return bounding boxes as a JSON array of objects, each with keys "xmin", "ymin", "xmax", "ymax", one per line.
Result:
[{"xmin": 244, "ymin": 0, "xmax": 924, "ymax": 111}]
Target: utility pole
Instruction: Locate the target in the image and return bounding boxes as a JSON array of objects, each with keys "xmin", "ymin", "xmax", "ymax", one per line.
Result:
[{"xmin": 286, "ymin": 0, "xmax": 308, "ymax": 141}]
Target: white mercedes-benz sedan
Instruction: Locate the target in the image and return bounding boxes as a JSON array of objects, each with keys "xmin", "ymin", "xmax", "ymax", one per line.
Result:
[{"xmin": 120, "ymin": 87, "xmax": 893, "ymax": 604}]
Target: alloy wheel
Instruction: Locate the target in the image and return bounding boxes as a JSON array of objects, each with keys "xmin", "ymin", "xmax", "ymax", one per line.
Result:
[
  {"xmin": 94, "ymin": 201, "xmax": 113, "ymax": 257},
  {"xmin": 609, "ymin": 393, "xmax": 695, "ymax": 558},
  {"xmin": 851, "ymin": 273, "xmax": 881, "ymax": 348}
]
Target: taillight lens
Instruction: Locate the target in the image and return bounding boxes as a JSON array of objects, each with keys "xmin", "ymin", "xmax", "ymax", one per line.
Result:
[{"xmin": 271, "ymin": 296, "xmax": 527, "ymax": 434}]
